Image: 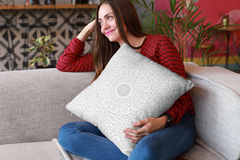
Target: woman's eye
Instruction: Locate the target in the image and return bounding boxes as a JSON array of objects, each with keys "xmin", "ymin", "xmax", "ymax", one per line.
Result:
[{"xmin": 107, "ymin": 16, "xmax": 113, "ymax": 20}]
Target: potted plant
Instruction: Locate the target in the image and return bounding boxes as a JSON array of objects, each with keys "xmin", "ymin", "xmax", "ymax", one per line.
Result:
[
  {"xmin": 130, "ymin": 0, "xmax": 224, "ymax": 65},
  {"xmin": 28, "ymin": 35, "xmax": 55, "ymax": 68}
]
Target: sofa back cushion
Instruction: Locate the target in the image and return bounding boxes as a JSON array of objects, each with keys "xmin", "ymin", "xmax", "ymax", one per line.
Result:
[
  {"xmin": 0, "ymin": 69, "xmax": 95, "ymax": 145},
  {"xmin": 184, "ymin": 62, "xmax": 240, "ymax": 160}
]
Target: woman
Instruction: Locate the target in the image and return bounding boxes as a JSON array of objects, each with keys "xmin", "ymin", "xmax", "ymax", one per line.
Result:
[{"xmin": 57, "ymin": 0, "xmax": 196, "ymax": 159}]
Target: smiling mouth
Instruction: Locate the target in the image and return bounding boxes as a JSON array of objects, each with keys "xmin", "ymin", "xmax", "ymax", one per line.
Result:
[{"xmin": 105, "ymin": 30, "xmax": 114, "ymax": 36}]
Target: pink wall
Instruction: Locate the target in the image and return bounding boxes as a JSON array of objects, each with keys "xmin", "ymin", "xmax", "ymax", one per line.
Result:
[
  {"xmin": 195, "ymin": 0, "xmax": 240, "ymax": 25},
  {"xmin": 154, "ymin": 0, "xmax": 240, "ymax": 68},
  {"xmin": 154, "ymin": 0, "xmax": 169, "ymax": 11},
  {"xmin": 154, "ymin": 0, "xmax": 240, "ymax": 26}
]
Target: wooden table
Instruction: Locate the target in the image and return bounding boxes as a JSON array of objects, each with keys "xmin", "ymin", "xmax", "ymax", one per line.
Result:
[{"xmin": 218, "ymin": 26, "xmax": 240, "ymax": 69}]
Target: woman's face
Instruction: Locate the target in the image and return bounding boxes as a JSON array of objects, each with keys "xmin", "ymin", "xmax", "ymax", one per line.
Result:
[{"xmin": 98, "ymin": 3, "xmax": 124, "ymax": 45}]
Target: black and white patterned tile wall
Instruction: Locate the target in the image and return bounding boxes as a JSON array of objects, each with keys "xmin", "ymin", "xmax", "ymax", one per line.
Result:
[{"xmin": 0, "ymin": 8, "xmax": 94, "ymax": 71}]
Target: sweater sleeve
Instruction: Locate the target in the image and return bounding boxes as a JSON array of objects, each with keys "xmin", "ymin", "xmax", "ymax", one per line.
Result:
[
  {"xmin": 56, "ymin": 37, "xmax": 95, "ymax": 72},
  {"xmin": 158, "ymin": 36, "xmax": 194, "ymax": 124}
]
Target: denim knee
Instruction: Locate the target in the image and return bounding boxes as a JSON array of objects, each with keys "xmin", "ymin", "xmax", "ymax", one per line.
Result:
[
  {"xmin": 58, "ymin": 122, "xmax": 72, "ymax": 148},
  {"xmin": 129, "ymin": 136, "xmax": 158, "ymax": 160}
]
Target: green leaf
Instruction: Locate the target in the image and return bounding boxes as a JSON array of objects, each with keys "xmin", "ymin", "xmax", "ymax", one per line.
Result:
[
  {"xmin": 28, "ymin": 39, "xmax": 36, "ymax": 43},
  {"xmin": 142, "ymin": 0, "xmax": 147, "ymax": 7},
  {"xmin": 36, "ymin": 36, "xmax": 44, "ymax": 45},
  {"xmin": 27, "ymin": 46, "xmax": 37, "ymax": 52},
  {"xmin": 47, "ymin": 44, "xmax": 55, "ymax": 51},
  {"xmin": 44, "ymin": 49, "xmax": 52, "ymax": 54},
  {"xmin": 170, "ymin": 0, "xmax": 176, "ymax": 15},
  {"xmin": 42, "ymin": 56, "xmax": 49, "ymax": 67},
  {"xmin": 149, "ymin": 1, "xmax": 154, "ymax": 11},
  {"xmin": 40, "ymin": 36, "xmax": 44, "ymax": 46},
  {"xmin": 29, "ymin": 59, "xmax": 38, "ymax": 66},
  {"xmin": 36, "ymin": 37, "xmax": 41, "ymax": 44},
  {"xmin": 90, "ymin": 8, "xmax": 96, "ymax": 22},
  {"xmin": 44, "ymin": 36, "xmax": 51, "ymax": 42},
  {"xmin": 34, "ymin": 55, "xmax": 44, "ymax": 59},
  {"xmin": 48, "ymin": 42, "xmax": 55, "ymax": 45},
  {"xmin": 43, "ymin": 47, "xmax": 48, "ymax": 54},
  {"xmin": 37, "ymin": 58, "xmax": 43, "ymax": 62},
  {"xmin": 135, "ymin": 0, "xmax": 140, "ymax": 4}
]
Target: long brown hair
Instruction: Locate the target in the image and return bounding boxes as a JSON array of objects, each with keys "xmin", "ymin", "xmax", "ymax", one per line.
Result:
[{"xmin": 92, "ymin": 0, "xmax": 147, "ymax": 82}]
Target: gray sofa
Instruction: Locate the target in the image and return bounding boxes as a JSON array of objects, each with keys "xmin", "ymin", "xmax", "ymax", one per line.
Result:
[{"xmin": 0, "ymin": 62, "xmax": 239, "ymax": 160}]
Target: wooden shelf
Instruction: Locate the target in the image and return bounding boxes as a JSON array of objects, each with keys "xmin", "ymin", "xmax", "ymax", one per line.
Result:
[
  {"xmin": 218, "ymin": 26, "xmax": 240, "ymax": 32},
  {"xmin": 0, "ymin": 4, "xmax": 97, "ymax": 10}
]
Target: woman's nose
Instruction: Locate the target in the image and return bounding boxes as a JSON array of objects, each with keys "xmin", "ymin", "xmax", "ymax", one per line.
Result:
[{"xmin": 102, "ymin": 21, "xmax": 109, "ymax": 31}]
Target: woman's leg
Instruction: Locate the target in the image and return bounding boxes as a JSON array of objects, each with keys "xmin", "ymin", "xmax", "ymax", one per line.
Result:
[
  {"xmin": 58, "ymin": 121, "xmax": 128, "ymax": 160},
  {"xmin": 128, "ymin": 113, "xmax": 196, "ymax": 160}
]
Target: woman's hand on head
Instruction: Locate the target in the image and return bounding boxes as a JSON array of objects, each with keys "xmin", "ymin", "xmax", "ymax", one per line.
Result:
[
  {"xmin": 77, "ymin": 20, "xmax": 96, "ymax": 42},
  {"xmin": 86, "ymin": 19, "xmax": 96, "ymax": 33},
  {"xmin": 123, "ymin": 116, "xmax": 168, "ymax": 144}
]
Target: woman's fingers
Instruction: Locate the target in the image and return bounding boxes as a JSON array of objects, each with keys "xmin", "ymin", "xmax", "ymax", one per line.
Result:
[{"xmin": 123, "ymin": 117, "xmax": 167, "ymax": 143}]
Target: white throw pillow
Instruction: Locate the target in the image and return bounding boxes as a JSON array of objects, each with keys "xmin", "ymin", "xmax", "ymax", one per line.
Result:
[{"xmin": 66, "ymin": 43, "xmax": 195, "ymax": 156}]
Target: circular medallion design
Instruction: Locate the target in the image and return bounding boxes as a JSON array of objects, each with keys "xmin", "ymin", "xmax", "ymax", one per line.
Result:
[{"xmin": 117, "ymin": 83, "xmax": 131, "ymax": 97}]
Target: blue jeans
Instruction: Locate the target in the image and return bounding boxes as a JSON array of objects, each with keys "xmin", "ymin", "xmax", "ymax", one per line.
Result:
[{"xmin": 58, "ymin": 113, "xmax": 196, "ymax": 160}]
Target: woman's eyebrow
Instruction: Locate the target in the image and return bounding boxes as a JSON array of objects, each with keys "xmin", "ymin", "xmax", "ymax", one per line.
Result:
[{"xmin": 98, "ymin": 12, "xmax": 114, "ymax": 20}]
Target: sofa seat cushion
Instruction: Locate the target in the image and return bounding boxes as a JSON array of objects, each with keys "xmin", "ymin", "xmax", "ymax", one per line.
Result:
[
  {"xmin": 0, "ymin": 139, "xmax": 65, "ymax": 160},
  {"xmin": 67, "ymin": 145, "xmax": 221, "ymax": 160},
  {"xmin": 184, "ymin": 144, "xmax": 223, "ymax": 160},
  {"xmin": 68, "ymin": 153, "xmax": 90, "ymax": 160}
]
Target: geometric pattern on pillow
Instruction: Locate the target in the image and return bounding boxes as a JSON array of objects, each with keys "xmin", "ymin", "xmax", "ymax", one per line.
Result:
[{"xmin": 66, "ymin": 43, "xmax": 195, "ymax": 156}]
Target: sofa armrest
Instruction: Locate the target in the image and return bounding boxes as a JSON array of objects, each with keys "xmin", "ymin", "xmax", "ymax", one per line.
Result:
[
  {"xmin": 184, "ymin": 63, "xmax": 240, "ymax": 160},
  {"xmin": 0, "ymin": 69, "xmax": 95, "ymax": 145}
]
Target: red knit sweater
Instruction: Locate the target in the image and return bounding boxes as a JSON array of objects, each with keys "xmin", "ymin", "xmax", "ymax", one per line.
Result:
[{"xmin": 57, "ymin": 34, "xmax": 195, "ymax": 124}]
